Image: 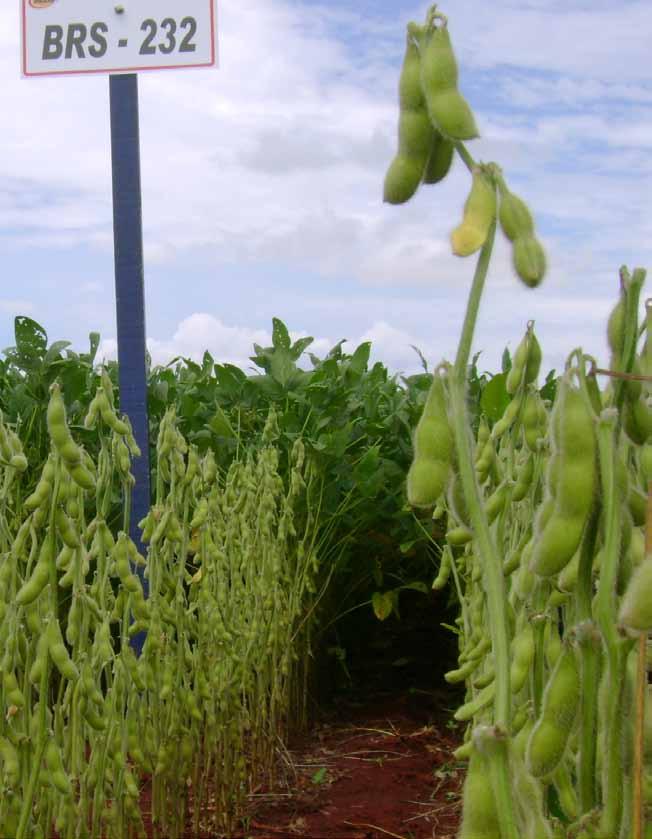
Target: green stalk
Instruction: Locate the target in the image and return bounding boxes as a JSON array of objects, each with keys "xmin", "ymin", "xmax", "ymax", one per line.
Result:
[
  {"xmin": 449, "ymin": 219, "xmax": 518, "ymax": 839},
  {"xmin": 16, "ymin": 467, "xmax": 61, "ymax": 839},
  {"xmin": 16, "ymin": 655, "xmax": 50, "ymax": 839},
  {"xmin": 595, "ymin": 410, "xmax": 627, "ymax": 837},
  {"xmin": 574, "ymin": 510, "xmax": 601, "ymax": 814}
]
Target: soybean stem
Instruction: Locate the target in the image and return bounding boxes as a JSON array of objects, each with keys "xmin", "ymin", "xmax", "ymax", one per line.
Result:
[
  {"xmin": 454, "ymin": 142, "xmax": 476, "ymax": 174},
  {"xmin": 449, "ymin": 220, "xmax": 518, "ymax": 839}
]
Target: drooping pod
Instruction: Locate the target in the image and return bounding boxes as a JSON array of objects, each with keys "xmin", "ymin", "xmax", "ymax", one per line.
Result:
[
  {"xmin": 419, "ymin": 19, "xmax": 479, "ymax": 141},
  {"xmin": 46, "ymin": 383, "xmax": 95, "ymax": 491},
  {"xmin": 422, "ymin": 132, "xmax": 455, "ymax": 184},
  {"xmin": 450, "ymin": 167, "xmax": 497, "ymax": 257},
  {"xmin": 498, "ymin": 178, "xmax": 547, "ymax": 288},
  {"xmin": 458, "ymin": 745, "xmax": 501, "ymax": 838},
  {"xmin": 526, "ymin": 642, "xmax": 580, "ymax": 777},
  {"xmin": 406, "ymin": 368, "xmax": 453, "ymax": 508},
  {"xmin": 531, "ymin": 375, "xmax": 596, "ymax": 577},
  {"xmin": 383, "ymin": 24, "xmax": 437, "ymax": 205},
  {"xmin": 619, "ymin": 558, "xmax": 652, "ymax": 633},
  {"xmin": 506, "ymin": 323, "xmax": 542, "ymax": 395}
]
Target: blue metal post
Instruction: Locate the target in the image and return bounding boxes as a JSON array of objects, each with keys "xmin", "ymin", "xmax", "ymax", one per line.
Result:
[{"xmin": 109, "ymin": 73, "xmax": 151, "ymax": 643}]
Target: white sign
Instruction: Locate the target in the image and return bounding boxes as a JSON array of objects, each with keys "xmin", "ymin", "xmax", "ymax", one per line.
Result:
[{"xmin": 21, "ymin": 0, "xmax": 217, "ymax": 77}]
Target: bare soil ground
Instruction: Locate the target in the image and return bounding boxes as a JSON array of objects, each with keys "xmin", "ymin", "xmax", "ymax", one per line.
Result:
[{"xmin": 241, "ymin": 687, "xmax": 464, "ymax": 839}]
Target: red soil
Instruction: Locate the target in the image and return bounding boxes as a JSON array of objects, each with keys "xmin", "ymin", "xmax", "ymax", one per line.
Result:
[{"xmin": 240, "ymin": 689, "xmax": 463, "ymax": 839}]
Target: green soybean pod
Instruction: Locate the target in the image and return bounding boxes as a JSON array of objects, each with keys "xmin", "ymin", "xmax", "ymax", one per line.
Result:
[
  {"xmin": 28, "ymin": 631, "xmax": 50, "ymax": 685},
  {"xmin": 506, "ymin": 325, "xmax": 541, "ymax": 395},
  {"xmin": 47, "ymin": 383, "xmax": 81, "ymax": 465},
  {"xmin": 526, "ymin": 643, "xmax": 580, "ymax": 778},
  {"xmin": 419, "ymin": 24, "xmax": 478, "ymax": 141},
  {"xmin": 458, "ymin": 747, "xmax": 501, "ymax": 838},
  {"xmin": 510, "ymin": 623, "xmax": 535, "ymax": 694},
  {"xmin": 624, "ymin": 397, "xmax": 652, "ymax": 445},
  {"xmin": 444, "ymin": 656, "xmax": 481, "ymax": 684},
  {"xmin": 446, "ymin": 525, "xmax": 473, "ymax": 547},
  {"xmin": 190, "ymin": 498, "xmax": 209, "ymax": 530},
  {"xmin": 55, "ymin": 508, "xmax": 80, "ymax": 549},
  {"xmin": 44, "ymin": 739, "xmax": 72, "ymax": 796},
  {"xmin": 513, "ymin": 235, "xmax": 547, "ymax": 288},
  {"xmin": 607, "ymin": 295, "xmax": 626, "ymax": 358},
  {"xmin": 99, "ymin": 404, "xmax": 129, "ymax": 435},
  {"xmin": 512, "ymin": 454, "xmax": 534, "ymax": 502},
  {"xmin": 498, "ymin": 183, "xmax": 535, "ymax": 242},
  {"xmin": 66, "ymin": 459, "xmax": 95, "ymax": 492},
  {"xmin": 453, "ymin": 739, "xmax": 473, "ymax": 761},
  {"xmin": 0, "ymin": 737, "xmax": 20, "ymax": 785},
  {"xmin": 522, "ymin": 389, "xmax": 547, "ymax": 451},
  {"xmin": 491, "ymin": 393, "xmax": 523, "ymax": 440},
  {"xmin": 15, "ymin": 537, "xmax": 53, "ymax": 606},
  {"xmin": 451, "ymin": 168, "xmax": 497, "ymax": 258},
  {"xmin": 619, "ymin": 558, "xmax": 652, "ymax": 633},
  {"xmin": 454, "ymin": 682, "xmax": 495, "ymax": 722},
  {"xmin": 24, "ymin": 477, "xmax": 52, "ymax": 512},
  {"xmin": 485, "ymin": 481, "xmax": 509, "ymax": 525},
  {"xmin": 422, "ymin": 133, "xmax": 455, "ymax": 184},
  {"xmin": 47, "ymin": 620, "xmax": 79, "ymax": 682},
  {"xmin": 3, "ymin": 670, "xmax": 26, "ymax": 709},
  {"xmin": 432, "ymin": 547, "xmax": 452, "ymax": 590},
  {"xmin": 419, "ymin": 21, "xmax": 458, "ymax": 92},
  {"xmin": 407, "ymin": 370, "xmax": 453, "ymax": 507},
  {"xmin": 383, "ymin": 24, "xmax": 434, "ymax": 205}
]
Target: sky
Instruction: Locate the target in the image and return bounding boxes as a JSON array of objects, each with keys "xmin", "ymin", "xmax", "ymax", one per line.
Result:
[{"xmin": 1, "ymin": 0, "xmax": 651, "ymax": 379}]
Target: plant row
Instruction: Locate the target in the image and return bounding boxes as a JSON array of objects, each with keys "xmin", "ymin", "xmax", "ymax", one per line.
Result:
[{"xmin": 0, "ymin": 377, "xmax": 320, "ymax": 838}]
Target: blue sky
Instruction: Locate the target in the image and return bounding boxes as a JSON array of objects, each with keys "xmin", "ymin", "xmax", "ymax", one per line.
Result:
[{"xmin": 2, "ymin": 0, "xmax": 651, "ymax": 376}]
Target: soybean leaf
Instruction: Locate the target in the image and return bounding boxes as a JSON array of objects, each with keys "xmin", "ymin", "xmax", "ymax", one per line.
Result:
[
  {"xmin": 348, "ymin": 342, "xmax": 371, "ymax": 377},
  {"xmin": 272, "ymin": 317, "xmax": 291, "ymax": 350},
  {"xmin": 480, "ymin": 373, "xmax": 510, "ymax": 423},
  {"xmin": 502, "ymin": 347, "xmax": 512, "ymax": 375},
  {"xmin": 44, "ymin": 341, "xmax": 72, "ymax": 366},
  {"xmin": 290, "ymin": 335, "xmax": 313, "ymax": 361},
  {"xmin": 88, "ymin": 332, "xmax": 100, "ymax": 365},
  {"xmin": 371, "ymin": 591, "xmax": 394, "ymax": 621}
]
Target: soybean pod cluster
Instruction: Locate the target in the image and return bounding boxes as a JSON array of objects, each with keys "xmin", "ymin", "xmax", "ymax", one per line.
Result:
[
  {"xmin": 405, "ymin": 269, "xmax": 652, "ymax": 839},
  {"xmin": 0, "ymin": 376, "xmax": 324, "ymax": 838},
  {"xmin": 384, "ymin": 5, "xmax": 547, "ymax": 289}
]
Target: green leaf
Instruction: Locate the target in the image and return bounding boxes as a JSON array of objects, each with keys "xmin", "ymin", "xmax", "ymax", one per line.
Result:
[
  {"xmin": 311, "ymin": 767, "xmax": 328, "ymax": 785},
  {"xmin": 209, "ymin": 408, "xmax": 236, "ymax": 438},
  {"xmin": 269, "ymin": 349, "xmax": 296, "ymax": 387},
  {"xmin": 501, "ymin": 347, "xmax": 512, "ymax": 375},
  {"xmin": 44, "ymin": 341, "xmax": 71, "ymax": 365},
  {"xmin": 272, "ymin": 317, "xmax": 291, "ymax": 350},
  {"xmin": 88, "ymin": 332, "xmax": 100, "ymax": 365},
  {"xmin": 480, "ymin": 373, "xmax": 510, "ymax": 423},
  {"xmin": 400, "ymin": 581, "xmax": 429, "ymax": 594},
  {"xmin": 290, "ymin": 335, "xmax": 314, "ymax": 361},
  {"xmin": 348, "ymin": 342, "xmax": 371, "ymax": 377},
  {"xmin": 153, "ymin": 381, "xmax": 169, "ymax": 403},
  {"xmin": 371, "ymin": 591, "xmax": 394, "ymax": 621},
  {"xmin": 13, "ymin": 316, "xmax": 47, "ymax": 370},
  {"xmin": 409, "ymin": 345, "xmax": 429, "ymax": 373},
  {"xmin": 540, "ymin": 370, "xmax": 557, "ymax": 402}
]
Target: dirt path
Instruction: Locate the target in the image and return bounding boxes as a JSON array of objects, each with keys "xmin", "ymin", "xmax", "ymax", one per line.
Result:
[{"xmin": 241, "ymin": 688, "xmax": 464, "ymax": 839}]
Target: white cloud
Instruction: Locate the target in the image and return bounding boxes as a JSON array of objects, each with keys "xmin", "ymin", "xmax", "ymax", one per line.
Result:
[
  {"xmin": 0, "ymin": 298, "xmax": 34, "ymax": 316},
  {"xmin": 1, "ymin": 0, "xmax": 651, "ymax": 386}
]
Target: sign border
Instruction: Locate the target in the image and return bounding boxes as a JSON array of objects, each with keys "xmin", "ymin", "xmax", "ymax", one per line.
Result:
[{"xmin": 21, "ymin": 0, "xmax": 218, "ymax": 77}]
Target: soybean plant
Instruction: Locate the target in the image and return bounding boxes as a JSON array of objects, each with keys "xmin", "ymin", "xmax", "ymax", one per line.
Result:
[{"xmin": 389, "ymin": 5, "xmax": 651, "ymax": 838}]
